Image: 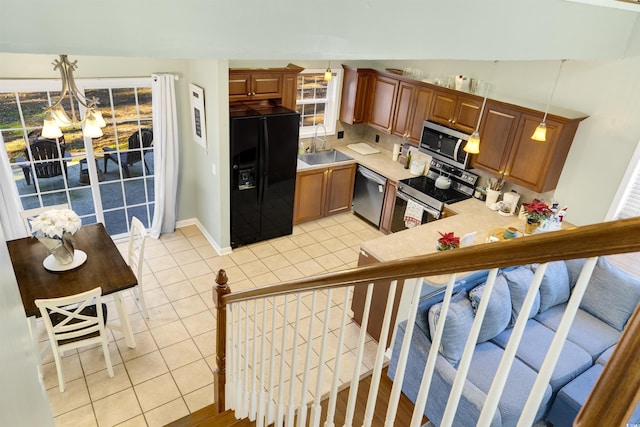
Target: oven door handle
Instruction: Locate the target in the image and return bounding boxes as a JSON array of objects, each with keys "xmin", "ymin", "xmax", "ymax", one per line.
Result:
[{"xmin": 396, "ymin": 191, "xmax": 441, "ymax": 219}]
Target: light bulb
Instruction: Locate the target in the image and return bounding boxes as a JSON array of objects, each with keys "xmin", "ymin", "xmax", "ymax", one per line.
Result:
[
  {"xmin": 531, "ymin": 122, "xmax": 547, "ymax": 141},
  {"xmin": 324, "ymin": 68, "xmax": 332, "ymax": 81}
]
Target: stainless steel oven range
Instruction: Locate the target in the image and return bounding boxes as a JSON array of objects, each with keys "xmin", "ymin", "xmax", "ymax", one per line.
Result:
[{"xmin": 390, "ymin": 158, "xmax": 478, "ymax": 233}]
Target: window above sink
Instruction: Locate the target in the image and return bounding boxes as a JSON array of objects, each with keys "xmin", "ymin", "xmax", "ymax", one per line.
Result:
[{"xmin": 296, "ymin": 68, "xmax": 343, "ymax": 139}]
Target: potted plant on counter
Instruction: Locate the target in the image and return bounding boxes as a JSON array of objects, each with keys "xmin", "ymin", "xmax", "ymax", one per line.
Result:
[
  {"xmin": 522, "ymin": 200, "xmax": 552, "ymax": 234},
  {"xmin": 436, "ymin": 231, "xmax": 460, "ymax": 251}
]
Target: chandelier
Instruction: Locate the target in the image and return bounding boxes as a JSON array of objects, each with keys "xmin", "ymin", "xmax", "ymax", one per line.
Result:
[{"xmin": 41, "ymin": 55, "xmax": 106, "ymax": 139}]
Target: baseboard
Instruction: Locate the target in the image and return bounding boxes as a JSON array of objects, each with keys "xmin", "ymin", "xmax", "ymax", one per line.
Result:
[{"xmin": 175, "ymin": 218, "xmax": 232, "ymax": 256}]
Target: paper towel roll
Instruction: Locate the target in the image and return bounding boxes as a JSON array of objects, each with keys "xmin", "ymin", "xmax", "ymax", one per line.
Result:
[{"xmin": 392, "ymin": 143, "xmax": 400, "ymax": 161}]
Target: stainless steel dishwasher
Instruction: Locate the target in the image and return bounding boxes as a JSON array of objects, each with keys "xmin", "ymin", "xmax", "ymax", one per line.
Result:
[{"xmin": 352, "ymin": 165, "xmax": 387, "ymax": 227}]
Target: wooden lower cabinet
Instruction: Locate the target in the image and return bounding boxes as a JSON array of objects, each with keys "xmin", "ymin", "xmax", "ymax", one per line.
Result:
[
  {"xmin": 351, "ymin": 248, "xmax": 404, "ymax": 347},
  {"xmin": 293, "ymin": 163, "xmax": 356, "ymax": 225}
]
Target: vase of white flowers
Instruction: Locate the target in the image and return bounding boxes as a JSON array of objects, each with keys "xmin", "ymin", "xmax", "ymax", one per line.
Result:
[{"xmin": 30, "ymin": 209, "xmax": 82, "ymax": 265}]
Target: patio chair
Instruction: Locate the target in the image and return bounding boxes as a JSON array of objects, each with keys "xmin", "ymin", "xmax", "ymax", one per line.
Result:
[
  {"xmin": 16, "ymin": 135, "xmax": 70, "ymax": 186},
  {"xmin": 103, "ymin": 128, "xmax": 153, "ymax": 178},
  {"xmin": 35, "ymin": 287, "xmax": 114, "ymax": 392}
]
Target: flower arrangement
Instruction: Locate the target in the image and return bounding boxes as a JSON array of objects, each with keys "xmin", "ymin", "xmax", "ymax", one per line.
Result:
[
  {"xmin": 521, "ymin": 200, "xmax": 552, "ymax": 223},
  {"xmin": 30, "ymin": 209, "xmax": 82, "ymax": 239},
  {"xmin": 437, "ymin": 231, "xmax": 460, "ymax": 251}
]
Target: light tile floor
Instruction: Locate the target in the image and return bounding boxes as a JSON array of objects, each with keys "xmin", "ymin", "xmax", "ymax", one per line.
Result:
[{"xmin": 39, "ymin": 212, "xmax": 384, "ymax": 427}]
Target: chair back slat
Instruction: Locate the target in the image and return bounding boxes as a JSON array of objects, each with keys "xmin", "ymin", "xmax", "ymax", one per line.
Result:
[{"xmin": 126, "ymin": 128, "xmax": 153, "ymax": 166}]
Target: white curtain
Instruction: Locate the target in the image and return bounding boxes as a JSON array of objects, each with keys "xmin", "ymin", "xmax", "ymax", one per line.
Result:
[
  {"xmin": 0, "ymin": 132, "xmax": 28, "ymax": 240},
  {"xmin": 150, "ymin": 74, "xmax": 180, "ymax": 239}
]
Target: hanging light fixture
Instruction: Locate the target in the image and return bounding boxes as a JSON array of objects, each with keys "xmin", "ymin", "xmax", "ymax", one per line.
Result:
[
  {"xmin": 41, "ymin": 54, "xmax": 106, "ymax": 139},
  {"xmin": 464, "ymin": 61, "xmax": 498, "ymax": 154},
  {"xmin": 532, "ymin": 59, "xmax": 566, "ymax": 142},
  {"xmin": 324, "ymin": 61, "xmax": 332, "ymax": 81}
]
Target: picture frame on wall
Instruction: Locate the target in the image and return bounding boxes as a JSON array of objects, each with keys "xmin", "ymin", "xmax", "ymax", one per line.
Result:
[{"xmin": 189, "ymin": 83, "xmax": 207, "ymax": 150}]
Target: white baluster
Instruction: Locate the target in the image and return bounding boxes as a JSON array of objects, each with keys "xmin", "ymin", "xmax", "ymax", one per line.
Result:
[
  {"xmin": 241, "ymin": 301, "xmax": 250, "ymax": 418},
  {"xmin": 234, "ymin": 302, "xmax": 242, "ymax": 416},
  {"xmin": 409, "ymin": 275, "xmax": 456, "ymax": 427},
  {"xmin": 276, "ymin": 294, "xmax": 289, "ymax": 426},
  {"xmin": 385, "ymin": 277, "xmax": 427, "ymax": 427},
  {"xmin": 345, "ymin": 283, "xmax": 374, "ymax": 426},
  {"xmin": 286, "ymin": 294, "xmax": 303, "ymax": 427},
  {"xmin": 324, "ymin": 287, "xmax": 352, "ymax": 427},
  {"xmin": 248, "ymin": 300, "xmax": 258, "ymax": 421},
  {"xmin": 267, "ymin": 296, "xmax": 278, "ymax": 425},
  {"xmin": 310, "ymin": 289, "xmax": 333, "ymax": 427},
  {"xmin": 227, "ymin": 303, "xmax": 234, "ymax": 411},
  {"xmin": 517, "ymin": 257, "xmax": 598, "ymax": 427},
  {"xmin": 298, "ymin": 291, "xmax": 318, "ymax": 427},
  {"xmin": 479, "ymin": 264, "xmax": 547, "ymax": 426},
  {"xmin": 257, "ymin": 299, "xmax": 268, "ymax": 427},
  {"xmin": 364, "ymin": 280, "xmax": 398, "ymax": 426},
  {"xmin": 441, "ymin": 269, "xmax": 499, "ymax": 427}
]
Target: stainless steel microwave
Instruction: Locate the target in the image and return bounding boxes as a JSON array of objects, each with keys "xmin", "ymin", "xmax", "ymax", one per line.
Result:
[{"xmin": 418, "ymin": 120, "xmax": 470, "ymax": 169}]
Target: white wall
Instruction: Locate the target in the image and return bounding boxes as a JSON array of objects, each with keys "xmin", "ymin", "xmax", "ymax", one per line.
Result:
[{"xmin": 0, "ymin": 224, "xmax": 53, "ymax": 426}]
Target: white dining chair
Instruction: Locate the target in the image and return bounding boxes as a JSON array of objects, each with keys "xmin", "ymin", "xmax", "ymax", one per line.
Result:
[
  {"xmin": 20, "ymin": 203, "xmax": 70, "ymax": 235},
  {"xmin": 35, "ymin": 287, "xmax": 114, "ymax": 392},
  {"xmin": 128, "ymin": 216, "xmax": 148, "ymax": 319}
]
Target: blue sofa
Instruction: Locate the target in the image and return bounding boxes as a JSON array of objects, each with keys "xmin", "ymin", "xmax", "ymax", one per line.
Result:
[{"xmin": 388, "ymin": 257, "xmax": 640, "ymax": 427}]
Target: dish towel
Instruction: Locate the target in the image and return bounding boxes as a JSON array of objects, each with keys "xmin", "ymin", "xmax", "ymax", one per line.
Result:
[{"xmin": 404, "ymin": 199, "xmax": 423, "ymax": 228}]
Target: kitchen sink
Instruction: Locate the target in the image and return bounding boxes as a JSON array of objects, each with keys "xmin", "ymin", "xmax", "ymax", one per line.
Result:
[{"xmin": 298, "ymin": 149, "xmax": 353, "ymax": 165}]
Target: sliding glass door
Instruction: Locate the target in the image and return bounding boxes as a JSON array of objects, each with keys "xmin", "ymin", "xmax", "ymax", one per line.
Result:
[{"xmin": 0, "ymin": 77, "xmax": 154, "ymax": 238}]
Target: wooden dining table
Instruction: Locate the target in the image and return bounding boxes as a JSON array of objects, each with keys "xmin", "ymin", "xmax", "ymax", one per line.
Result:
[{"xmin": 7, "ymin": 222, "xmax": 138, "ymax": 348}]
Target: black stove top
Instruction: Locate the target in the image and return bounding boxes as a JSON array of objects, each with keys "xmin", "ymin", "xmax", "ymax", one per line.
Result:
[
  {"xmin": 400, "ymin": 175, "xmax": 470, "ymax": 204},
  {"xmin": 397, "ymin": 158, "xmax": 479, "ymax": 212}
]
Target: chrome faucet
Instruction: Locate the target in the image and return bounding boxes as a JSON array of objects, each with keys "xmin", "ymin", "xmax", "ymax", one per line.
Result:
[{"xmin": 311, "ymin": 124, "xmax": 328, "ymax": 153}]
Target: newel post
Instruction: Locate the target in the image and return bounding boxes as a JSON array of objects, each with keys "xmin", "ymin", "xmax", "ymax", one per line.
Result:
[{"xmin": 214, "ymin": 269, "xmax": 230, "ymax": 413}]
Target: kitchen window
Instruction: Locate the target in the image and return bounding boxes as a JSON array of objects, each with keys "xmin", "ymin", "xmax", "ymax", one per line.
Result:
[
  {"xmin": 606, "ymin": 140, "xmax": 640, "ymax": 278},
  {"xmin": 296, "ymin": 68, "xmax": 342, "ymax": 138}
]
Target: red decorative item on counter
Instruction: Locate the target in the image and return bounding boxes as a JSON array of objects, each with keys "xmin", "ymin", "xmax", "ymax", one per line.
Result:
[
  {"xmin": 437, "ymin": 231, "xmax": 460, "ymax": 251},
  {"xmin": 522, "ymin": 200, "xmax": 553, "ymax": 222}
]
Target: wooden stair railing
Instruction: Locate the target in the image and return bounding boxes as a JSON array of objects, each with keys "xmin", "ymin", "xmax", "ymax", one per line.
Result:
[{"xmin": 213, "ymin": 217, "xmax": 640, "ymax": 426}]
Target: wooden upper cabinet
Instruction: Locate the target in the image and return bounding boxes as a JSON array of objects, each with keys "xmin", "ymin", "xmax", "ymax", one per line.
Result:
[
  {"xmin": 228, "ymin": 65, "xmax": 303, "ymax": 110},
  {"xmin": 470, "ymin": 100, "xmax": 585, "ymax": 193},
  {"xmin": 470, "ymin": 101, "xmax": 521, "ymax": 175},
  {"xmin": 392, "ymin": 82, "xmax": 434, "ymax": 143},
  {"xmin": 505, "ymin": 114, "xmax": 565, "ymax": 192},
  {"xmin": 392, "ymin": 82, "xmax": 416, "ymax": 139},
  {"xmin": 367, "ymin": 74, "xmax": 400, "ymax": 133},
  {"xmin": 340, "ymin": 65, "xmax": 373, "ymax": 125},
  {"xmin": 430, "ymin": 90, "xmax": 482, "ymax": 134}
]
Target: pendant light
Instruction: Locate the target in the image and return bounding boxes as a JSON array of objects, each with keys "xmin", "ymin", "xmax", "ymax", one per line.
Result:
[
  {"xmin": 464, "ymin": 61, "xmax": 497, "ymax": 154},
  {"xmin": 532, "ymin": 59, "xmax": 566, "ymax": 142},
  {"xmin": 41, "ymin": 55, "xmax": 107, "ymax": 139},
  {"xmin": 324, "ymin": 61, "xmax": 332, "ymax": 81}
]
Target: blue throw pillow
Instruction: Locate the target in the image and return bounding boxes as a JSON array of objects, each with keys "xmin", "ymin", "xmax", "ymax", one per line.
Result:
[
  {"xmin": 428, "ymin": 291, "xmax": 474, "ymax": 366},
  {"xmin": 580, "ymin": 257, "xmax": 640, "ymax": 331},
  {"xmin": 503, "ymin": 267, "xmax": 540, "ymax": 326},
  {"xmin": 534, "ymin": 261, "xmax": 571, "ymax": 312},
  {"xmin": 468, "ymin": 275, "xmax": 512, "ymax": 343},
  {"xmin": 565, "ymin": 258, "xmax": 587, "ymax": 289}
]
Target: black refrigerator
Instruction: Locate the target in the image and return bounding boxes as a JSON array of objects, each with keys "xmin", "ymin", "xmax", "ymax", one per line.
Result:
[{"xmin": 230, "ymin": 105, "xmax": 300, "ymax": 248}]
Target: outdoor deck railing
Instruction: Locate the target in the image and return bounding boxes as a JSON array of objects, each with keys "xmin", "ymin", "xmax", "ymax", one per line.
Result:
[{"xmin": 214, "ymin": 217, "xmax": 640, "ymax": 427}]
